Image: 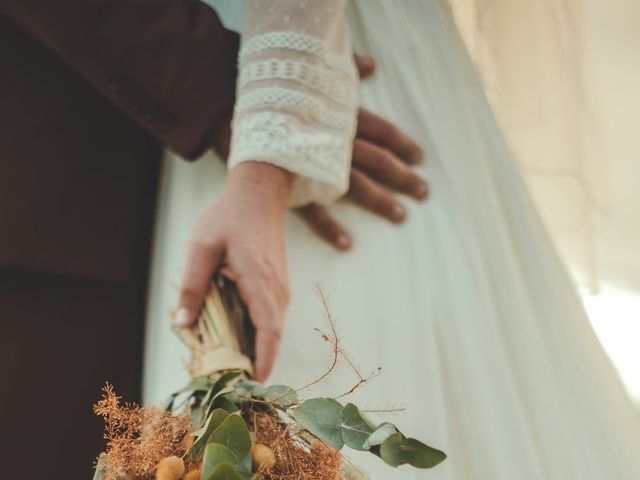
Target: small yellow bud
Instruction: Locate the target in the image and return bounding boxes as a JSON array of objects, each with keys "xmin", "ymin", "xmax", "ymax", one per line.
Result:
[
  {"xmin": 251, "ymin": 443, "xmax": 276, "ymax": 471},
  {"xmin": 155, "ymin": 456, "xmax": 185, "ymax": 480}
]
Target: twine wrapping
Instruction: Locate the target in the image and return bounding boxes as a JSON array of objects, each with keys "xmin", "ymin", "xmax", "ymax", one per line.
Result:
[{"xmin": 175, "ymin": 276, "xmax": 255, "ymax": 378}]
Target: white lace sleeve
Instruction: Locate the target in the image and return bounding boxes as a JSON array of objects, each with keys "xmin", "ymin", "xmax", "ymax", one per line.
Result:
[{"xmin": 228, "ymin": 0, "xmax": 358, "ymax": 207}]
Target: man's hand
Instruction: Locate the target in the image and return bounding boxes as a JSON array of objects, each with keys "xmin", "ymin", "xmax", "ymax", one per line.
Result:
[
  {"xmin": 211, "ymin": 55, "xmax": 428, "ymax": 252},
  {"xmin": 297, "ymin": 55, "xmax": 428, "ymax": 250},
  {"xmin": 176, "ymin": 162, "xmax": 291, "ymax": 381}
]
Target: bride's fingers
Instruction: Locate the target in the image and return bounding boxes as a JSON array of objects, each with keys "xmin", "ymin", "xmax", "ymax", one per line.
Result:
[
  {"xmin": 354, "ymin": 54, "xmax": 376, "ymax": 79},
  {"xmin": 348, "ymin": 168, "xmax": 407, "ymax": 224},
  {"xmin": 234, "ymin": 271, "xmax": 284, "ymax": 381},
  {"xmin": 254, "ymin": 327, "xmax": 281, "ymax": 382},
  {"xmin": 353, "ymin": 139, "xmax": 429, "ymax": 200},
  {"xmin": 357, "ymin": 108, "xmax": 423, "ymax": 165},
  {"xmin": 176, "ymin": 238, "xmax": 225, "ymax": 327},
  {"xmin": 296, "ymin": 204, "xmax": 353, "ymax": 251}
]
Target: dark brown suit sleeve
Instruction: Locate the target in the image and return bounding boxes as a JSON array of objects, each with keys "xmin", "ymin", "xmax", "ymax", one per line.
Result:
[{"xmin": 0, "ymin": 0, "xmax": 239, "ymax": 159}]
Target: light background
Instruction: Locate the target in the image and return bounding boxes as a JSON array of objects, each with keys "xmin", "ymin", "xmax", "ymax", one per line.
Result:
[{"xmin": 580, "ymin": 0, "xmax": 640, "ymax": 407}]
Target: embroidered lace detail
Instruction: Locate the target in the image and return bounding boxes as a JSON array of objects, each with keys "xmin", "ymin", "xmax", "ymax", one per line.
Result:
[
  {"xmin": 228, "ymin": 0, "xmax": 358, "ymax": 206},
  {"xmin": 238, "ymin": 59, "xmax": 357, "ymax": 107},
  {"xmin": 235, "ymin": 87, "xmax": 354, "ymax": 131},
  {"xmin": 239, "ymin": 31, "xmax": 355, "ymax": 76},
  {"xmin": 229, "ymin": 112, "xmax": 350, "ymax": 206}
]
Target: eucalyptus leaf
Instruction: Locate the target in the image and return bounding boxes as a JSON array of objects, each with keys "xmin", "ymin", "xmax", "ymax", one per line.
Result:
[
  {"xmin": 165, "ymin": 375, "xmax": 214, "ymax": 410},
  {"xmin": 235, "ymin": 379, "xmax": 268, "ymax": 399},
  {"xmin": 291, "ymin": 398, "xmax": 345, "ymax": 449},
  {"xmin": 362, "ymin": 422, "xmax": 397, "ymax": 449},
  {"xmin": 203, "ymin": 371, "xmax": 243, "ymax": 407},
  {"xmin": 265, "ymin": 385, "xmax": 298, "ymax": 406},
  {"xmin": 212, "ymin": 394, "xmax": 241, "ymax": 414},
  {"xmin": 379, "ymin": 433, "xmax": 447, "ymax": 469},
  {"xmin": 208, "ymin": 413, "xmax": 252, "ymax": 460},
  {"xmin": 238, "ymin": 453, "xmax": 252, "ymax": 474},
  {"xmin": 190, "ymin": 409, "xmax": 230, "ymax": 461},
  {"xmin": 201, "ymin": 443, "xmax": 238, "ymax": 480},
  {"xmin": 205, "ymin": 386, "xmax": 239, "ymax": 418},
  {"xmin": 205, "ymin": 463, "xmax": 243, "ymax": 480},
  {"xmin": 340, "ymin": 403, "xmax": 375, "ymax": 450}
]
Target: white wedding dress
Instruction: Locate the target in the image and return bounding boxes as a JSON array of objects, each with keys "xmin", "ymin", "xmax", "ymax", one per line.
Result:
[{"xmin": 143, "ymin": 1, "xmax": 640, "ymax": 478}]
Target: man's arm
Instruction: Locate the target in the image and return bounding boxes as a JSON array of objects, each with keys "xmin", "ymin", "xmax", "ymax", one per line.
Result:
[{"xmin": 0, "ymin": 0, "xmax": 238, "ymax": 159}]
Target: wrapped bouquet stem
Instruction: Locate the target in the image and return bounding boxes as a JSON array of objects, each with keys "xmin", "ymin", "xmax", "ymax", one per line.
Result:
[{"xmin": 93, "ymin": 276, "xmax": 446, "ymax": 480}]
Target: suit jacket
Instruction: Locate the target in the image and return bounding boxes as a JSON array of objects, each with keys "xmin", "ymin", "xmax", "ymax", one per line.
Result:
[{"xmin": 0, "ymin": 0, "xmax": 239, "ymax": 286}]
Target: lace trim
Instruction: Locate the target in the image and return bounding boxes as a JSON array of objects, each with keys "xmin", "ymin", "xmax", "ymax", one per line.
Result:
[
  {"xmin": 235, "ymin": 87, "xmax": 354, "ymax": 131},
  {"xmin": 229, "ymin": 112, "xmax": 352, "ymax": 206},
  {"xmin": 238, "ymin": 59, "xmax": 357, "ymax": 108},
  {"xmin": 239, "ymin": 31, "xmax": 356, "ymax": 78}
]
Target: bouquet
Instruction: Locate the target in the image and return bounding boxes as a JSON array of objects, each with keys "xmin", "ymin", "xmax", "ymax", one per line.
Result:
[{"xmin": 92, "ymin": 276, "xmax": 446, "ymax": 479}]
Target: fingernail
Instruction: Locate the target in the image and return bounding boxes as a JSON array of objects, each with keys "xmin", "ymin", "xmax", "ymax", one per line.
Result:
[
  {"xmin": 336, "ymin": 234, "xmax": 352, "ymax": 250},
  {"xmin": 176, "ymin": 307, "xmax": 191, "ymax": 327},
  {"xmin": 391, "ymin": 204, "xmax": 406, "ymax": 222},
  {"xmin": 414, "ymin": 181, "xmax": 429, "ymax": 199}
]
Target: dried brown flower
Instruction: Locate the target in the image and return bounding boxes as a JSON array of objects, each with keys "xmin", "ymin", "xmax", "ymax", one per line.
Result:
[
  {"xmin": 93, "ymin": 384, "xmax": 191, "ymax": 480},
  {"xmin": 248, "ymin": 410, "xmax": 342, "ymax": 480}
]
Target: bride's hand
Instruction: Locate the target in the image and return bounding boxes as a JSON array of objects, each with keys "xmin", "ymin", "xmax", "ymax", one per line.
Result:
[{"xmin": 177, "ymin": 161, "xmax": 292, "ymax": 381}]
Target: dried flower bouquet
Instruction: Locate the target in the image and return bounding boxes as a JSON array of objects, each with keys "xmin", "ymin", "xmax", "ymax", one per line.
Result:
[{"xmin": 92, "ymin": 276, "xmax": 446, "ymax": 480}]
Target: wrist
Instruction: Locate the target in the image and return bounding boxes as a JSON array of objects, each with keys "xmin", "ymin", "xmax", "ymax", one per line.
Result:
[{"xmin": 228, "ymin": 161, "xmax": 293, "ymax": 209}]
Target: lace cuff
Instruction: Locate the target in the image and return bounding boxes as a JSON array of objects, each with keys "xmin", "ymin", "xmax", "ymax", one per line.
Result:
[{"xmin": 228, "ymin": 1, "xmax": 358, "ymax": 207}]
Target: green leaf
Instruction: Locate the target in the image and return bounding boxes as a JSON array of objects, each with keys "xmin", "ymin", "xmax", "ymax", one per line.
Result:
[
  {"xmin": 164, "ymin": 376, "xmax": 214, "ymax": 410},
  {"xmin": 92, "ymin": 454, "xmax": 107, "ymax": 480},
  {"xmin": 379, "ymin": 433, "xmax": 447, "ymax": 469},
  {"xmin": 209, "ymin": 414, "xmax": 252, "ymax": 460},
  {"xmin": 237, "ymin": 453, "xmax": 252, "ymax": 474},
  {"xmin": 190, "ymin": 409, "xmax": 230, "ymax": 461},
  {"xmin": 204, "ymin": 463, "xmax": 244, "ymax": 480},
  {"xmin": 292, "ymin": 398, "xmax": 345, "ymax": 449},
  {"xmin": 212, "ymin": 393, "xmax": 241, "ymax": 414},
  {"xmin": 362, "ymin": 422, "xmax": 397, "ymax": 449},
  {"xmin": 205, "ymin": 386, "xmax": 240, "ymax": 418},
  {"xmin": 201, "ymin": 443, "xmax": 238, "ymax": 480},
  {"xmin": 203, "ymin": 371, "xmax": 244, "ymax": 407},
  {"xmin": 340, "ymin": 403, "xmax": 375, "ymax": 450},
  {"xmin": 235, "ymin": 379, "xmax": 268, "ymax": 399},
  {"xmin": 265, "ymin": 385, "xmax": 298, "ymax": 406}
]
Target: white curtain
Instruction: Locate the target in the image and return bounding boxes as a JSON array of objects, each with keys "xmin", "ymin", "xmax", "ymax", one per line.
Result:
[{"xmin": 450, "ymin": 0, "xmax": 607, "ymax": 292}]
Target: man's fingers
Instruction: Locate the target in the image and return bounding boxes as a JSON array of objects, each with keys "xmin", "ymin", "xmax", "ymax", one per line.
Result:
[
  {"xmin": 177, "ymin": 239, "xmax": 225, "ymax": 327},
  {"xmin": 354, "ymin": 54, "xmax": 375, "ymax": 79},
  {"xmin": 349, "ymin": 168, "xmax": 407, "ymax": 224},
  {"xmin": 357, "ymin": 108, "xmax": 423, "ymax": 165},
  {"xmin": 296, "ymin": 204, "xmax": 353, "ymax": 251},
  {"xmin": 353, "ymin": 139, "xmax": 429, "ymax": 200}
]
